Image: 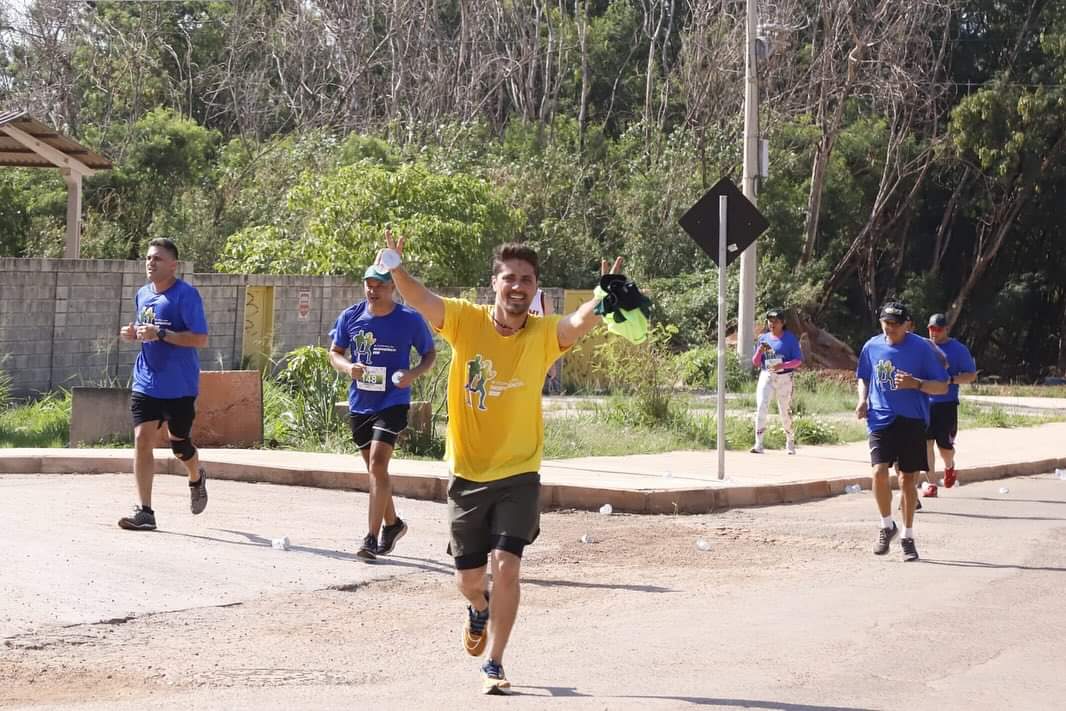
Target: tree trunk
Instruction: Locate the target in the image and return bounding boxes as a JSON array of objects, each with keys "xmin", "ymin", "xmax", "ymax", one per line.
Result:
[
  {"xmin": 930, "ymin": 167, "xmax": 971, "ymax": 276},
  {"xmin": 801, "ymin": 138, "xmax": 833, "ymax": 263}
]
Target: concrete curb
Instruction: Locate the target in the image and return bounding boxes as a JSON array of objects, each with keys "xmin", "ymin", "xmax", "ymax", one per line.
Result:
[{"xmin": 3, "ymin": 450, "xmax": 1064, "ymax": 515}]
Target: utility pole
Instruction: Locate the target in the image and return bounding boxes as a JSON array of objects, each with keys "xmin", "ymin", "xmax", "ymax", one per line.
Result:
[{"xmin": 737, "ymin": 0, "xmax": 760, "ymax": 363}]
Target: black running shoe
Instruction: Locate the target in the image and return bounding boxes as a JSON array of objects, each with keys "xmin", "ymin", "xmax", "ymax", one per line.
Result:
[
  {"xmin": 376, "ymin": 517, "xmax": 408, "ymax": 556},
  {"xmin": 356, "ymin": 533, "xmax": 378, "ymax": 561},
  {"xmin": 873, "ymin": 523, "xmax": 898, "ymax": 555},
  {"xmin": 118, "ymin": 506, "xmax": 157, "ymax": 531},
  {"xmin": 189, "ymin": 467, "xmax": 208, "ymax": 515},
  {"xmin": 901, "ymin": 537, "xmax": 919, "ymax": 562}
]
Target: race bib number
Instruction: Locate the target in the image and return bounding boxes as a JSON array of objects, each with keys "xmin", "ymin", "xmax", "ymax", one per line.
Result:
[
  {"xmin": 765, "ymin": 357, "xmax": 783, "ymax": 369},
  {"xmin": 357, "ymin": 365, "xmax": 387, "ymax": 391}
]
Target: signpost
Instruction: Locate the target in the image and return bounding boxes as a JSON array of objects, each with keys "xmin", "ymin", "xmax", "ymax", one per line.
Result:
[{"xmin": 679, "ymin": 177, "xmax": 769, "ymax": 479}]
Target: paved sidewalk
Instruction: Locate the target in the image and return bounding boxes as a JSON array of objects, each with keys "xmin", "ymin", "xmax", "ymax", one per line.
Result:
[{"xmin": 3, "ymin": 422, "xmax": 1065, "ymax": 514}]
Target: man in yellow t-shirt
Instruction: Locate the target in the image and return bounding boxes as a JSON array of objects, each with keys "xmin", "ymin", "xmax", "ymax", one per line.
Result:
[{"xmin": 380, "ymin": 231, "xmax": 620, "ymax": 695}]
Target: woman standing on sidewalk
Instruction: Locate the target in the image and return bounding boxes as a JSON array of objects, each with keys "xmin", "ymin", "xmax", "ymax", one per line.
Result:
[{"xmin": 751, "ymin": 308, "xmax": 803, "ymax": 454}]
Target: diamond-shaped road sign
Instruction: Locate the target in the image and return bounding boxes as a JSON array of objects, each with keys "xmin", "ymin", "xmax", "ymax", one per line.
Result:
[{"xmin": 678, "ymin": 177, "xmax": 769, "ymax": 268}]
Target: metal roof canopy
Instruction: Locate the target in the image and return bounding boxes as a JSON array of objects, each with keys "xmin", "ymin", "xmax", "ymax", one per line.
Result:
[{"xmin": 0, "ymin": 110, "xmax": 113, "ymax": 259}]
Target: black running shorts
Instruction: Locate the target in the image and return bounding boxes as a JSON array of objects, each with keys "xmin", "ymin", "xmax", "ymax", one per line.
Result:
[
  {"xmin": 447, "ymin": 472, "xmax": 541, "ymax": 570},
  {"xmin": 927, "ymin": 402, "xmax": 958, "ymax": 450},
  {"xmin": 130, "ymin": 392, "xmax": 197, "ymax": 438},
  {"xmin": 869, "ymin": 416, "xmax": 929, "ymax": 473},
  {"xmin": 349, "ymin": 404, "xmax": 409, "ymax": 449}
]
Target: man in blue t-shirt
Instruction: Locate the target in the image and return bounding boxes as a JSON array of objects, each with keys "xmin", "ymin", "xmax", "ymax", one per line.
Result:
[
  {"xmin": 117, "ymin": 238, "xmax": 210, "ymax": 532},
  {"xmin": 856, "ymin": 302, "xmax": 949, "ymax": 562},
  {"xmin": 750, "ymin": 308, "xmax": 804, "ymax": 454},
  {"xmin": 925, "ymin": 313, "xmax": 977, "ymax": 489},
  {"xmin": 330, "ymin": 265, "xmax": 436, "ymax": 561}
]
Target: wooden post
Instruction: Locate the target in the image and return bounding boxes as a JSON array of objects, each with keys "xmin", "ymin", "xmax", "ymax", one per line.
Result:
[{"xmin": 62, "ymin": 169, "xmax": 82, "ymax": 259}]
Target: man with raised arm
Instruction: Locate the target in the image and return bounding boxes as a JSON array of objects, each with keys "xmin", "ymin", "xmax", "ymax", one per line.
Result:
[{"xmin": 380, "ymin": 230, "xmax": 622, "ymax": 695}]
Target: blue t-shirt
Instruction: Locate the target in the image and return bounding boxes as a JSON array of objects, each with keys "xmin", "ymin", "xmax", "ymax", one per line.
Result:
[
  {"xmin": 856, "ymin": 331, "xmax": 949, "ymax": 432},
  {"xmin": 132, "ymin": 279, "xmax": 208, "ymax": 399},
  {"xmin": 756, "ymin": 330, "xmax": 803, "ymax": 372},
  {"xmin": 331, "ymin": 302, "xmax": 435, "ymax": 414},
  {"xmin": 930, "ymin": 338, "xmax": 976, "ymax": 404}
]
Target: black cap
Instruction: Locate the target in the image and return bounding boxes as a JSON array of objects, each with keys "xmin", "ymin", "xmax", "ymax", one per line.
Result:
[
  {"xmin": 766, "ymin": 308, "xmax": 785, "ymax": 321},
  {"xmin": 928, "ymin": 313, "xmax": 948, "ymax": 328},
  {"xmin": 878, "ymin": 302, "xmax": 910, "ymax": 324}
]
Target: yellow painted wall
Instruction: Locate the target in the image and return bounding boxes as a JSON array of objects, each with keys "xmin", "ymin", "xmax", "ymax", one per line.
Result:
[
  {"xmin": 242, "ymin": 285, "xmax": 275, "ymax": 371},
  {"xmin": 560, "ymin": 289, "xmax": 610, "ymax": 391}
]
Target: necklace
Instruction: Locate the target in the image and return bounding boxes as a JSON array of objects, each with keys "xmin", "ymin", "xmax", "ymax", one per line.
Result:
[{"xmin": 492, "ymin": 312, "xmax": 527, "ymax": 334}]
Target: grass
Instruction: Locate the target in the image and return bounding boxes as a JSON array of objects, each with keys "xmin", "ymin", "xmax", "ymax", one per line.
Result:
[
  {"xmin": 1, "ymin": 367, "xmax": 1062, "ymax": 458},
  {"xmin": 0, "ymin": 391, "xmax": 71, "ymax": 448},
  {"xmin": 958, "ymin": 401, "xmax": 1065, "ymax": 429},
  {"xmin": 541, "ymin": 406, "xmax": 869, "ymax": 457},
  {"xmin": 968, "ymin": 384, "xmax": 1066, "ymax": 398}
]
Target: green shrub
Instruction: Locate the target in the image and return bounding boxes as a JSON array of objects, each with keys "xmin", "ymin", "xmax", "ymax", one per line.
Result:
[
  {"xmin": 793, "ymin": 417, "xmax": 839, "ymax": 445},
  {"xmin": 0, "ymin": 362, "xmax": 11, "ymax": 409},
  {"xmin": 273, "ymin": 346, "xmax": 347, "ymax": 445}
]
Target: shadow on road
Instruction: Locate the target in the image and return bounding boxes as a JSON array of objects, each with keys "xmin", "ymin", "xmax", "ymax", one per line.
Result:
[
  {"xmin": 513, "ymin": 687, "xmax": 873, "ymax": 709},
  {"xmin": 923, "ymin": 558, "xmax": 1066, "ymax": 573},
  {"xmin": 153, "ymin": 528, "xmax": 454, "ymax": 575},
  {"xmin": 920, "ymin": 511, "xmax": 1066, "ymax": 522},
  {"xmin": 523, "ymin": 577, "xmax": 676, "ymax": 593},
  {"xmin": 966, "ymin": 497, "xmax": 1066, "ymax": 505}
]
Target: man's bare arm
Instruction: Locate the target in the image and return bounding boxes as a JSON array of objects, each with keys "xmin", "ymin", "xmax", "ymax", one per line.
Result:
[
  {"xmin": 381, "ymin": 231, "xmax": 445, "ymax": 330},
  {"xmin": 557, "ymin": 297, "xmax": 602, "ymax": 350}
]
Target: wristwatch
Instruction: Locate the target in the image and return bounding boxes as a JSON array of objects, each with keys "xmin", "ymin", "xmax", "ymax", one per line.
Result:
[{"xmin": 157, "ymin": 327, "xmax": 168, "ymax": 342}]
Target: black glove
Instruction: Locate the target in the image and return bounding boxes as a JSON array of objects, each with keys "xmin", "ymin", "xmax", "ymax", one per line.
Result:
[{"xmin": 594, "ymin": 274, "xmax": 651, "ymax": 320}]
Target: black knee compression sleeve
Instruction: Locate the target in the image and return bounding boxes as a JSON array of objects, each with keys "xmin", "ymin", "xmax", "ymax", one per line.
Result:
[{"xmin": 171, "ymin": 438, "xmax": 197, "ymax": 461}]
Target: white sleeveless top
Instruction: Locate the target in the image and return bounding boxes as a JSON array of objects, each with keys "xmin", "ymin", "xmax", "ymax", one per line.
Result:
[{"xmin": 528, "ymin": 289, "xmax": 546, "ymax": 316}]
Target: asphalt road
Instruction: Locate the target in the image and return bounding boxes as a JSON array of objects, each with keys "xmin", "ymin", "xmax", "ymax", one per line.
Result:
[{"xmin": 1, "ymin": 471, "xmax": 1064, "ymax": 710}]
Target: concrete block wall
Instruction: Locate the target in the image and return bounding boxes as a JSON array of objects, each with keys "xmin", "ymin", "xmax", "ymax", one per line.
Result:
[
  {"xmin": 185, "ymin": 274, "xmax": 246, "ymax": 372},
  {"xmin": 1, "ymin": 257, "xmax": 564, "ymax": 398},
  {"xmin": 0, "ymin": 267, "xmax": 57, "ymax": 394},
  {"xmin": 1, "ymin": 259, "xmax": 374, "ymax": 397},
  {"xmin": 263, "ymin": 275, "xmax": 363, "ymax": 359}
]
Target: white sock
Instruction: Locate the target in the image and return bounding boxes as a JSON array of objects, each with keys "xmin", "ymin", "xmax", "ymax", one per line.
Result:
[
  {"xmin": 881, "ymin": 516, "xmax": 894, "ymax": 529},
  {"xmin": 903, "ymin": 527, "xmax": 914, "ymax": 539}
]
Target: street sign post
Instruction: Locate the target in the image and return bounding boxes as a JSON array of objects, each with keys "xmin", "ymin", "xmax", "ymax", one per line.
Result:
[{"xmin": 679, "ymin": 177, "xmax": 769, "ymax": 479}]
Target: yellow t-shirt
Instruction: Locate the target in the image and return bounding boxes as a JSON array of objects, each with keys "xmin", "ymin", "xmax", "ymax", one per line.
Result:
[{"xmin": 436, "ymin": 298, "xmax": 566, "ymax": 482}]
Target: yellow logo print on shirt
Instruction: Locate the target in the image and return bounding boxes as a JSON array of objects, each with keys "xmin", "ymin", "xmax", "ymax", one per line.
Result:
[{"xmin": 139, "ymin": 306, "xmax": 156, "ymax": 325}]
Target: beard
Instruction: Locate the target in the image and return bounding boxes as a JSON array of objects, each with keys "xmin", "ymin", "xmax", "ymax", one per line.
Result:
[{"xmin": 501, "ymin": 297, "xmax": 530, "ymax": 315}]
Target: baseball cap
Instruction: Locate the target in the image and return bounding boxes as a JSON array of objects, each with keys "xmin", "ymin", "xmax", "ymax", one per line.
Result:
[
  {"xmin": 363, "ymin": 265, "xmax": 392, "ymax": 283},
  {"xmin": 878, "ymin": 302, "xmax": 910, "ymax": 324},
  {"xmin": 927, "ymin": 313, "xmax": 948, "ymax": 328},
  {"xmin": 766, "ymin": 308, "xmax": 785, "ymax": 320}
]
